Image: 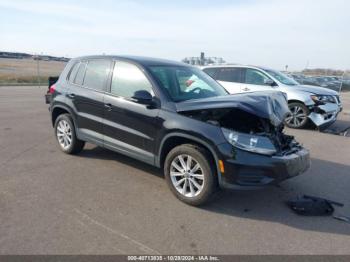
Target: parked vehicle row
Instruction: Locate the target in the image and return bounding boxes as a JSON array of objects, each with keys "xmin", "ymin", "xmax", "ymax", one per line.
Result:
[
  {"xmin": 46, "ymin": 56, "xmax": 310, "ymax": 205},
  {"xmin": 288, "ymin": 74, "xmax": 343, "ymax": 92},
  {"xmin": 201, "ymin": 65, "xmax": 342, "ymax": 129}
]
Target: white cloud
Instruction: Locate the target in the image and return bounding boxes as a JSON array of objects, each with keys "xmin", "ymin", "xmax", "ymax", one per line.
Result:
[{"xmin": 0, "ymin": 0, "xmax": 349, "ymax": 70}]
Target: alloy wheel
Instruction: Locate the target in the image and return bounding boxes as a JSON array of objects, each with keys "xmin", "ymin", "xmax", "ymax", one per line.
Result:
[
  {"xmin": 56, "ymin": 119, "xmax": 72, "ymax": 150},
  {"xmin": 170, "ymin": 154, "xmax": 205, "ymax": 198},
  {"xmin": 285, "ymin": 105, "xmax": 308, "ymax": 128}
]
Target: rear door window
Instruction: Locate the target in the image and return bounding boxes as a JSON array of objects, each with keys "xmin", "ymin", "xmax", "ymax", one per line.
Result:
[
  {"xmin": 217, "ymin": 68, "xmax": 243, "ymax": 83},
  {"xmin": 83, "ymin": 59, "xmax": 112, "ymax": 91}
]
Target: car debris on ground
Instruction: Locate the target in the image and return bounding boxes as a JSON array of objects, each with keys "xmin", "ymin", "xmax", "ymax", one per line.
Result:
[{"xmin": 287, "ymin": 195, "xmax": 344, "ymax": 216}]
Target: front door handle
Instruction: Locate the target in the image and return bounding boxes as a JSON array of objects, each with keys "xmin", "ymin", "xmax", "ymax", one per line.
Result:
[
  {"xmin": 242, "ymin": 87, "xmax": 250, "ymax": 91},
  {"xmin": 104, "ymin": 103, "xmax": 113, "ymax": 111},
  {"xmin": 67, "ymin": 93, "xmax": 76, "ymax": 99}
]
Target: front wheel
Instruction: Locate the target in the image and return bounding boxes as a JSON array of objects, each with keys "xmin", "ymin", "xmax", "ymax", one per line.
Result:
[
  {"xmin": 164, "ymin": 144, "xmax": 217, "ymax": 206},
  {"xmin": 285, "ymin": 102, "xmax": 310, "ymax": 129}
]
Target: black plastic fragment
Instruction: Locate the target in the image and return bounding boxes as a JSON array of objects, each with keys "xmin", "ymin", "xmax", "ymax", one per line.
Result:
[
  {"xmin": 333, "ymin": 215, "xmax": 350, "ymax": 223},
  {"xmin": 286, "ymin": 195, "xmax": 344, "ymax": 216},
  {"xmin": 321, "ymin": 125, "xmax": 350, "ymax": 137}
]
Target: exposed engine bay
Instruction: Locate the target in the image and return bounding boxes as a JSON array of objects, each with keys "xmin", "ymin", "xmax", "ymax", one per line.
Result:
[
  {"xmin": 176, "ymin": 91, "xmax": 305, "ymax": 156},
  {"xmin": 180, "ymin": 107, "xmax": 302, "ymax": 156}
]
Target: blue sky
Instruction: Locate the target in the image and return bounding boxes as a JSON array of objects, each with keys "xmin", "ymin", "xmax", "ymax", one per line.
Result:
[{"xmin": 0, "ymin": 0, "xmax": 349, "ymax": 70}]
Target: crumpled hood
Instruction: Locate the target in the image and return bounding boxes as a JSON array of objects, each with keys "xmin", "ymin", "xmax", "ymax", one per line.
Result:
[
  {"xmin": 176, "ymin": 91, "xmax": 290, "ymax": 126},
  {"xmin": 290, "ymin": 85, "xmax": 339, "ymax": 95}
]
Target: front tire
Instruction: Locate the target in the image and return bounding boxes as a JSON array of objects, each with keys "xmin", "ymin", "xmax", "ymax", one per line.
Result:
[
  {"xmin": 54, "ymin": 114, "xmax": 85, "ymax": 154},
  {"xmin": 164, "ymin": 144, "xmax": 217, "ymax": 206},
  {"xmin": 285, "ymin": 102, "xmax": 310, "ymax": 129}
]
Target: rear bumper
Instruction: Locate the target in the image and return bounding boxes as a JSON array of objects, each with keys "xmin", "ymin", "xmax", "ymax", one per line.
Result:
[
  {"xmin": 45, "ymin": 93, "xmax": 52, "ymax": 104},
  {"xmin": 216, "ymin": 143, "xmax": 310, "ymax": 189}
]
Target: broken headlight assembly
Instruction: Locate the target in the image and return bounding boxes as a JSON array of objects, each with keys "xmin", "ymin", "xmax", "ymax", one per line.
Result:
[
  {"xmin": 310, "ymin": 95, "xmax": 335, "ymax": 105},
  {"xmin": 221, "ymin": 128, "xmax": 277, "ymax": 156}
]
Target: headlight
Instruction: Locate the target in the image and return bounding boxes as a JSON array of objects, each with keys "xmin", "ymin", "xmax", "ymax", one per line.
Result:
[
  {"xmin": 222, "ymin": 128, "xmax": 277, "ymax": 155},
  {"xmin": 311, "ymin": 95, "xmax": 335, "ymax": 104}
]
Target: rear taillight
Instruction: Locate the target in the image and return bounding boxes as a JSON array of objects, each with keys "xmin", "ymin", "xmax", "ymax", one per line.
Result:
[{"xmin": 49, "ymin": 84, "xmax": 56, "ymax": 94}]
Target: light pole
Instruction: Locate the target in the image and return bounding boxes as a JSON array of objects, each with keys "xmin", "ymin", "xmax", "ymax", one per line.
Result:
[
  {"xmin": 339, "ymin": 71, "xmax": 345, "ymax": 93},
  {"xmin": 36, "ymin": 54, "xmax": 40, "ymax": 88}
]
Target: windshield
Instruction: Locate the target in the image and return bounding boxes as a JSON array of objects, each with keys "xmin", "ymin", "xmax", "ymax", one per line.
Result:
[
  {"xmin": 148, "ymin": 66, "xmax": 227, "ymax": 102},
  {"xmin": 265, "ymin": 69, "xmax": 299, "ymax": 86}
]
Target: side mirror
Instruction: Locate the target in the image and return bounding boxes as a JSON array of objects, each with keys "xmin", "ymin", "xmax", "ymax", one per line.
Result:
[
  {"xmin": 132, "ymin": 90, "xmax": 153, "ymax": 105},
  {"xmin": 264, "ymin": 78, "xmax": 276, "ymax": 86}
]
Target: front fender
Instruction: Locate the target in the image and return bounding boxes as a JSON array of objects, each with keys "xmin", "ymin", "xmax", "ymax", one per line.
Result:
[{"xmin": 286, "ymin": 90, "xmax": 314, "ymax": 106}]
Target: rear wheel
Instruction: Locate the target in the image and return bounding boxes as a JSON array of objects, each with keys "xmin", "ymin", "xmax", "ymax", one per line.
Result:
[
  {"xmin": 164, "ymin": 144, "xmax": 217, "ymax": 206},
  {"xmin": 285, "ymin": 102, "xmax": 309, "ymax": 129},
  {"xmin": 54, "ymin": 114, "xmax": 85, "ymax": 154}
]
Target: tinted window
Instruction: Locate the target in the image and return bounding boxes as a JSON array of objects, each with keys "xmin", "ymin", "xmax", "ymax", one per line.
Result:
[
  {"xmin": 149, "ymin": 66, "xmax": 227, "ymax": 102},
  {"xmin": 203, "ymin": 68, "xmax": 218, "ymax": 78},
  {"xmin": 217, "ymin": 68, "xmax": 242, "ymax": 83},
  {"xmin": 83, "ymin": 59, "xmax": 111, "ymax": 91},
  {"xmin": 74, "ymin": 62, "xmax": 87, "ymax": 86},
  {"xmin": 111, "ymin": 61, "xmax": 153, "ymax": 98},
  {"xmin": 68, "ymin": 62, "xmax": 80, "ymax": 82},
  {"xmin": 245, "ymin": 69, "xmax": 271, "ymax": 85}
]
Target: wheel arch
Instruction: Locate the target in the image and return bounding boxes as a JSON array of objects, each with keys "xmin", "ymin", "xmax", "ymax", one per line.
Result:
[
  {"xmin": 287, "ymin": 99, "xmax": 306, "ymax": 105},
  {"xmin": 51, "ymin": 105, "xmax": 75, "ymax": 127},
  {"xmin": 157, "ymin": 133, "xmax": 221, "ymax": 182}
]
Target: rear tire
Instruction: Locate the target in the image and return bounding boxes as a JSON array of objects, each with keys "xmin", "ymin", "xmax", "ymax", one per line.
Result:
[
  {"xmin": 54, "ymin": 114, "xmax": 85, "ymax": 154},
  {"xmin": 285, "ymin": 102, "xmax": 309, "ymax": 129},
  {"xmin": 164, "ymin": 144, "xmax": 217, "ymax": 206}
]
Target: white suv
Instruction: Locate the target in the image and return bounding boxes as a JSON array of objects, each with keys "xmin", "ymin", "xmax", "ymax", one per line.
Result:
[{"xmin": 202, "ymin": 65, "xmax": 342, "ymax": 129}]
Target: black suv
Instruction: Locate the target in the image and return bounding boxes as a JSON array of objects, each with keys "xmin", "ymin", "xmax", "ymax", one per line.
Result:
[{"xmin": 47, "ymin": 55, "xmax": 310, "ymax": 205}]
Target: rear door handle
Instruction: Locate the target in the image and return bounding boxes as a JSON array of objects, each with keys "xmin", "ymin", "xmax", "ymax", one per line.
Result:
[
  {"xmin": 242, "ymin": 87, "xmax": 250, "ymax": 91},
  {"xmin": 104, "ymin": 103, "xmax": 113, "ymax": 111}
]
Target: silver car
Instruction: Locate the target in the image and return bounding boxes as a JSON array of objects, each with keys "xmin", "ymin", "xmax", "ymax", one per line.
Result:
[{"xmin": 202, "ymin": 65, "xmax": 342, "ymax": 129}]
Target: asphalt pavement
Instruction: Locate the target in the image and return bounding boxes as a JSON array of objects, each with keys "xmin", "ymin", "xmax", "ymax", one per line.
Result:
[{"xmin": 0, "ymin": 86, "xmax": 349, "ymax": 254}]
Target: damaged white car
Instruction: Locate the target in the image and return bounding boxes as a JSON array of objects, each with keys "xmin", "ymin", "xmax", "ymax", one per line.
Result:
[{"xmin": 202, "ymin": 65, "xmax": 343, "ymax": 129}]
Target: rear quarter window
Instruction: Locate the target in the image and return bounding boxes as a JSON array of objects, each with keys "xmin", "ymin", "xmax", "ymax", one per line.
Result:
[
  {"xmin": 73, "ymin": 62, "xmax": 87, "ymax": 86},
  {"xmin": 67, "ymin": 62, "xmax": 80, "ymax": 83}
]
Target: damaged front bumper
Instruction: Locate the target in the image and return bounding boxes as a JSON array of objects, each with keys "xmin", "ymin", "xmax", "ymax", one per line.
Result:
[
  {"xmin": 216, "ymin": 143, "xmax": 310, "ymax": 189},
  {"xmin": 308, "ymin": 102, "xmax": 342, "ymax": 129}
]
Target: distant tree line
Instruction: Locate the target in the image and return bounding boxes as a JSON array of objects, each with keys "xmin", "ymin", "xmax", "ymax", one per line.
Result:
[{"xmin": 0, "ymin": 51, "xmax": 69, "ymax": 62}]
